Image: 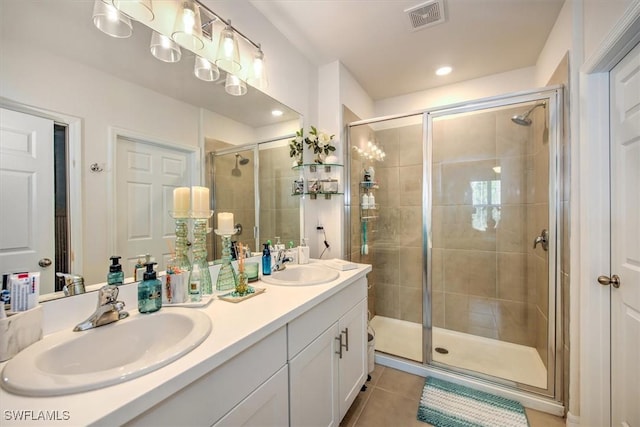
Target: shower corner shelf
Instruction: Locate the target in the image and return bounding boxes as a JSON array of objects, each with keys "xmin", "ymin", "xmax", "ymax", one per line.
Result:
[
  {"xmin": 292, "ymin": 163, "xmax": 343, "ymax": 173},
  {"xmin": 360, "ymin": 181, "xmax": 379, "ymax": 189}
]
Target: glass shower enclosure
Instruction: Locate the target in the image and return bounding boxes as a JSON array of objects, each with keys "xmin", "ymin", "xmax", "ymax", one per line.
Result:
[{"xmin": 347, "ymin": 87, "xmax": 563, "ymax": 401}]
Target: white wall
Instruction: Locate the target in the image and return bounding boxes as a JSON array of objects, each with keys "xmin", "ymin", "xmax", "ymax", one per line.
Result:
[
  {"xmin": 374, "ymin": 67, "xmax": 536, "ymax": 117},
  {"xmin": 535, "ymin": 0, "xmax": 573, "ymax": 87},
  {"xmin": 583, "ymin": 0, "xmax": 635, "ymax": 61}
]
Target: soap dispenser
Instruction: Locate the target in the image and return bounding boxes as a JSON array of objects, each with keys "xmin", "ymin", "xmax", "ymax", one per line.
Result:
[
  {"xmin": 108, "ymin": 256, "xmax": 124, "ymax": 286},
  {"xmin": 138, "ymin": 262, "xmax": 162, "ymax": 313},
  {"xmin": 262, "ymin": 242, "xmax": 272, "ymax": 276}
]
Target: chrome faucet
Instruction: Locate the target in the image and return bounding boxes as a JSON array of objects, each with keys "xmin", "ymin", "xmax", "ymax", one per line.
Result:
[
  {"xmin": 73, "ymin": 284, "xmax": 129, "ymax": 332},
  {"xmin": 273, "ymin": 249, "xmax": 293, "ymax": 272}
]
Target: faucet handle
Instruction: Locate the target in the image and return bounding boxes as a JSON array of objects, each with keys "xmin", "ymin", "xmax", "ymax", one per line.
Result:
[{"xmin": 97, "ymin": 284, "xmax": 119, "ymax": 306}]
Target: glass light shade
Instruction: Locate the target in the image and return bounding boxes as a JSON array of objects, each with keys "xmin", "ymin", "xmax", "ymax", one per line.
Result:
[
  {"xmin": 172, "ymin": 0, "xmax": 205, "ymax": 51},
  {"xmin": 225, "ymin": 73, "xmax": 247, "ymax": 96},
  {"xmin": 112, "ymin": 0, "xmax": 154, "ymax": 23},
  {"xmin": 150, "ymin": 31, "xmax": 182, "ymax": 63},
  {"xmin": 247, "ymin": 47, "xmax": 268, "ymax": 89},
  {"xmin": 92, "ymin": 0, "xmax": 132, "ymax": 38},
  {"xmin": 215, "ymin": 25, "xmax": 241, "ymax": 73},
  {"xmin": 194, "ymin": 56, "xmax": 220, "ymax": 82}
]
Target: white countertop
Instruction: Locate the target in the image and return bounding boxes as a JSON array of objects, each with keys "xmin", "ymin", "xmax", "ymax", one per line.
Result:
[{"xmin": 0, "ymin": 262, "xmax": 371, "ymax": 426}]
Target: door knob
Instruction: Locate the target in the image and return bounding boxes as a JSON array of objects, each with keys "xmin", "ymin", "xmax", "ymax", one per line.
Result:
[
  {"xmin": 597, "ymin": 274, "xmax": 621, "ymax": 288},
  {"xmin": 38, "ymin": 258, "xmax": 52, "ymax": 268}
]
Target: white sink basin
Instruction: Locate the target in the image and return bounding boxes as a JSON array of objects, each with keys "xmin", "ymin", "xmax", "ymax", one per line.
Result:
[
  {"xmin": 261, "ymin": 264, "xmax": 339, "ymax": 286},
  {"xmin": 1, "ymin": 307, "xmax": 211, "ymax": 396}
]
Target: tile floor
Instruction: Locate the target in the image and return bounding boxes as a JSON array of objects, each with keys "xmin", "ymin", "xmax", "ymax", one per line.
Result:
[{"xmin": 340, "ymin": 365, "xmax": 566, "ymax": 427}]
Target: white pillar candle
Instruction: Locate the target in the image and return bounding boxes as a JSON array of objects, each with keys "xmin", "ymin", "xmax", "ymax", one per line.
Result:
[
  {"xmin": 218, "ymin": 212, "xmax": 234, "ymax": 234},
  {"xmin": 191, "ymin": 186, "xmax": 210, "ymax": 217},
  {"xmin": 173, "ymin": 187, "xmax": 190, "ymax": 217}
]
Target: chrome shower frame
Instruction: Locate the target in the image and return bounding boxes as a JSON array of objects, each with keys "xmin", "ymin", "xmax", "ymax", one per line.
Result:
[{"xmin": 345, "ymin": 86, "xmax": 564, "ymax": 415}]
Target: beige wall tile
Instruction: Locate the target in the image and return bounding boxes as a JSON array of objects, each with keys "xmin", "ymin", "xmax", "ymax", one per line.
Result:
[
  {"xmin": 399, "ymin": 286, "xmax": 423, "ymax": 323},
  {"xmin": 497, "ymin": 252, "xmax": 527, "ymax": 302},
  {"xmin": 497, "ymin": 204, "xmax": 526, "ymax": 253}
]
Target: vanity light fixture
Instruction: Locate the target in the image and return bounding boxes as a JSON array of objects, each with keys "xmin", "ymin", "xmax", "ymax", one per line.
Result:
[
  {"xmin": 435, "ymin": 66, "xmax": 452, "ymax": 76},
  {"xmin": 194, "ymin": 56, "xmax": 220, "ymax": 82},
  {"xmin": 111, "ymin": 0, "xmax": 154, "ymax": 24},
  {"xmin": 247, "ymin": 45, "xmax": 268, "ymax": 90},
  {"xmin": 225, "ymin": 73, "xmax": 247, "ymax": 96},
  {"xmin": 93, "ymin": 0, "xmax": 267, "ymax": 97},
  {"xmin": 150, "ymin": 31, "xmax": 182, "ymax": 63},
  {"xmin": 172, "ymin": 0, "xmax": 205, "ymax": 51},
  {"xmin": 216, "ymin": 22, "xmax": 242, "ymax": 74},
  {"xmin": 92, "ymin": 0, "xmax": 133, "ymax": 38}
]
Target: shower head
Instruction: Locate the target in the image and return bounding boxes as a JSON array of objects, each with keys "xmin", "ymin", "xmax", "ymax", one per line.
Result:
[
  {"xmin": 511, "ymin": 102, "xmax": 546, "ymax": 126},
  {"xmin": 235, "ymin": 153, "xmax": 250, "ymax": 165}
]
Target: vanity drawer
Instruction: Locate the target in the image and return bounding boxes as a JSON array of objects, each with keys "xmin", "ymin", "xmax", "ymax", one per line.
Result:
[
  {"xmin": 127, "ymin": 326, "xmax": 287, "ymax": 427},
  {"xmin": 287, "ymin": 277, "xmax": 367, "ymax": 359}
]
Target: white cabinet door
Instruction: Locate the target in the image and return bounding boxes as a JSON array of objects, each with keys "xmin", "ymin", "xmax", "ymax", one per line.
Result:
[
  {"xmin": 214, "ymin": 365, "xmax": 289, "ymax": 427},
  {"xmin": 338, "ymin": 299, "xmax": 367, "ymax": 421},
  {"xmin": 289, "ymin": 323, "xmax": 340, "ymax": 427}
]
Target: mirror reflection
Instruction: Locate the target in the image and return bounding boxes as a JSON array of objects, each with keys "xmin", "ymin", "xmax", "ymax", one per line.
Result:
[{"xmin": 0, "ymin": 0, "xmax": 302, "ymax": 300}]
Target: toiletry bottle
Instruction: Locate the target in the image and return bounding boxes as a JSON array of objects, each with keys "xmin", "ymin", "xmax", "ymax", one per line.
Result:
[
  {"xmin": 133, "ymin": 256, "xmax": 144, "ymax": 281},
  {"xmin": 138, "ymin": 262, "xmax": 162, "ymax": 313},
  {"xmin": 262, "ymin": 242, "xmax": 272, "ymax": 275},
  {"xmin": 287, "ymin": 241, "xmax": 298, "ymax": 264},
  {"xmin": 362, "ymin": 193, "xmax": 370, "ymax": 209},
  {"xmin": 107, "ymin": 256, "xmax": 124, "ymax": 286},
  {"xmin": 189, "ymin": 263, "xmax": 202, "ymax": 302},
  {"xmin": 368, "ymin": 192, "xmax": 376, "ymax": 209},
  {"xmin": 298, "ymin": 238, "xmax": 310, "ymax": 264}
]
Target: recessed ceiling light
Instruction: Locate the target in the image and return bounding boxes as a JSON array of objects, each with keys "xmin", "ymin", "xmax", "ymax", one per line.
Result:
[
  {"xmin": 271, "ymin": 109, "xmax": 283, "ymax": 117},
  {"xmin": 435, "ymin": 66, "xmax": 452, "ymax": 76}
]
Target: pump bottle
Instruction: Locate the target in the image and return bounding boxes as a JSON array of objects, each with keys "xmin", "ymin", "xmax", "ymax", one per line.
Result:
[
  {"xmin": 108, "ymin": 256, "xmax": 124, "ymax": 286},
  {"xmin": 138, "ymin": 262, "xmax": 162, "ymax": 313},
  {"xmin": 262, "ymin": 242, "xmax": 272, "ymax": 275}
]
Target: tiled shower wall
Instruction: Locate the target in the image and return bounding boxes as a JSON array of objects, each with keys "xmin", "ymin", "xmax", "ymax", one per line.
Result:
[
  {"xmin": 348, "ymin": 112, "xmax": 424, "ymax": 324},
  {"xmin": 258, "ymin": 143, "xmax": 300, "ymax": 249},
  {"xmin": 210, "ymin": 150, "xmax": 256, "ymax": 258}
]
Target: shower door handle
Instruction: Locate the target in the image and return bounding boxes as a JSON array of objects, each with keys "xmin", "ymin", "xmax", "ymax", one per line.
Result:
[{"xmin": 533, "ymin": 229, "xmax": 549, "ymax": 251}]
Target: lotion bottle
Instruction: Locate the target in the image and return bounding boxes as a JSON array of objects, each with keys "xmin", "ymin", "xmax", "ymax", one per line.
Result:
[
  {"xmin": 298, "ymin": 238, "xmax": 310, "ymax": 264},
  {"xmin": 138, "ymin": 262, "xmax": 162, "ymax": 313},
  {"xmin": 189, "ymin": 264, "xmax": 202, "ymax": 302},
  {"xmin": 107, "ymin": 256, "xmax": 124, "ymax": 286},
  {"xmin": 262, "ymin": 242, "xmax": 272, "ymax": 275}
]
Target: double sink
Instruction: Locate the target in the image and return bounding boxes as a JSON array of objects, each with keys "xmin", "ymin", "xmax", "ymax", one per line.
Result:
[{"xmin": 1, "ymin": 264, "xmax": 339, "ymax": 397}]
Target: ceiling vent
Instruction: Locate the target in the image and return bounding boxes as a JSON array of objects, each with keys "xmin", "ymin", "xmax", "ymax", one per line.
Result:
[{"xmin": 405, "ymin": 0, "xmax": 445, "ymax": 31}]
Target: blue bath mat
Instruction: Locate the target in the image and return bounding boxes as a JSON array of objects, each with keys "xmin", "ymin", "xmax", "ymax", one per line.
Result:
[{"xmin": 417, "ymin": 377, "xmax": 529, "ymax": 427}]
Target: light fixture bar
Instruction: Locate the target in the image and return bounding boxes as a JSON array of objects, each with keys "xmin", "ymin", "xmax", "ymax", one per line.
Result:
[{"xmin": 193, "ymin": 0, "xmax": 261, "ymax": 51}]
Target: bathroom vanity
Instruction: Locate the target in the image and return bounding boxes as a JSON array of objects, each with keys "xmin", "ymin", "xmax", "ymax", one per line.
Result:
[{"xmin": 0, "ymin": 262, "xmax": 371, "ymax": 426}]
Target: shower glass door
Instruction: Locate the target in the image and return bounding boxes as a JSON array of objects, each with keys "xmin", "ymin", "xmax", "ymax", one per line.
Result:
[
  {"xmin": 426, "ymin": 92, "xmax": 559, "ymax": 396},
  {"xmin": 348, "ymin": 114, "xmax": 424, "ymax": 363}
]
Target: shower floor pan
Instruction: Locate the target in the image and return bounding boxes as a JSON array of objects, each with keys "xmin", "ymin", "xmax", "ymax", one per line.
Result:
[{"xmin": 370, "ymin": 315, "xmax": 547, "ymax": 389}]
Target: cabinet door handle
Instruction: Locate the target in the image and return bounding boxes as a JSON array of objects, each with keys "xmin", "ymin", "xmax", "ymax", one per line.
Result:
[
  {"xmin": 335, "ymin": 335, "xmax": 343, "ymax": 359},
  {"xmin": 342, "ymin": 328, "xmax": 349, "ymax": 352}
]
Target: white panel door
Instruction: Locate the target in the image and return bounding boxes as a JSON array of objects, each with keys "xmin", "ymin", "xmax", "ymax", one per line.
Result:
[
  {"xmin": 115, "ymin": 137, "xmax": 191, "ymax": 276},
  {"xmin": 0, "ymin": 108, "xmax": 55, "ymax": 293},
  {"xmin": 610, "ymin": 41, "xmax": 640, "ymax": 427}
]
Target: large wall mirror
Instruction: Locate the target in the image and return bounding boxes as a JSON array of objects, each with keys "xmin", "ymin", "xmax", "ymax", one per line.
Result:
[{"xmin": 0, "ymin": 0, "xmax": 302, "ymax": 300}]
